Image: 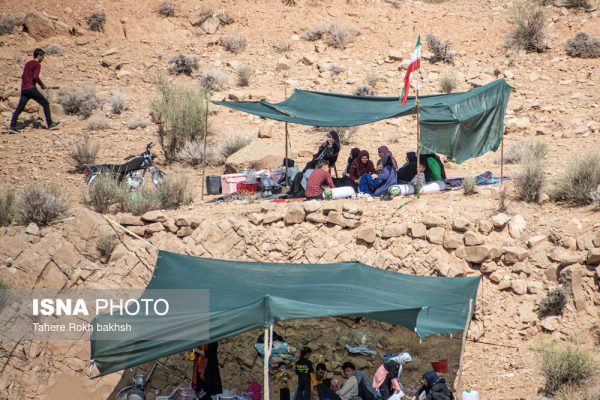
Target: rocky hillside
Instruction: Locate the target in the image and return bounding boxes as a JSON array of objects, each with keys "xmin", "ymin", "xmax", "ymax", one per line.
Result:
[
  {"xmin": 0, "ymin": 0, "xmax": 599, "ymax": 399},
  {"xmin": 1, "ymin": 188, "xmax": 599, "ymax": 398}
]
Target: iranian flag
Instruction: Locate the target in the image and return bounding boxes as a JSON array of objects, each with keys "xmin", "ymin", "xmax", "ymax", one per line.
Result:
[{"xmin": 400, "ymin": 35, "xmax": 421, "ymax": 105}]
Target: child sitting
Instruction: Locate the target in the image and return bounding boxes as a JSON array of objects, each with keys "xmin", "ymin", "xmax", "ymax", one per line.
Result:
[{"xmin": 305, "ymin": 160, "xmax": 335, "ymax": 199}]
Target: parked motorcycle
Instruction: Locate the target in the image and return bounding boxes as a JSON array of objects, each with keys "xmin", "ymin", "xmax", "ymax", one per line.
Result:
[
  {"xmin": 116, "ymin": 374, "xmax": 147, "ymax": 400},
  {"xmin": 83, "ymin": 143, "xmax": 165, "ymax": 191}
]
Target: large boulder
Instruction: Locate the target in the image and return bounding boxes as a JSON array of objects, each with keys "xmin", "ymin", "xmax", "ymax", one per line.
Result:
[
  {"xmin": 225, "ymin": 140, "xmax": 283, "ymax": 173},
  {"xmin": 285, "ymin": 205, "xmax": 305, "ymax": 225},
  {"xmin": 23, "ymin": 11, "xmax": 56, "ymax": 39}
]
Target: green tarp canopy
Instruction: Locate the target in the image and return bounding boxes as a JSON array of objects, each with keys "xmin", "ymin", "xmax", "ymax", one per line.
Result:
[
  {"xmin": 91, "ymin": 250, "xmax": 480, "ymax": 377},
  {"xmin": 213, "ymin": 79, "xmax": 511, "ymax": 163}
]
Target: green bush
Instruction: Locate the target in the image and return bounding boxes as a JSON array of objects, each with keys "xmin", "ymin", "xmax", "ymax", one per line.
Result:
[
  {"xmin": 550, "ymin": 151, "xmax": 600, "ymax": 206},
  {"xmin": 515, "ymin": 157, "xmax": 545, "ymax": 202},
  {"xmin": 151, "ymin": 77, "xmax": 208, "ymax": 162},
  {"xmin": 19, "ymin": 185, "xmax": 69, "ymax": 226},
  {"xmin": 120, "ymin": 192, "xmax": 161, "ymax": 216},
  {"xmin": 506, "ymin": 5, "xmax": 548, "ymax": 52},
  {"xmin": 0, "ymin": 191, "xmax": 16, "ymax": 227},
  {"xmin": 537, "ymin": 341, "xmax": 596, "ymax": 395}
]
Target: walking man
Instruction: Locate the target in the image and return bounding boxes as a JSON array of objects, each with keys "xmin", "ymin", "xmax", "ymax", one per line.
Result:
[{"xmin": 9, "ymin": 48, "xmax": 60, "ymax": 134}]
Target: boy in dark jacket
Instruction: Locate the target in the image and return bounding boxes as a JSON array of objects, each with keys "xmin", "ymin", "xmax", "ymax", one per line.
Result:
[
  {"xmin": 415, "ymin": 371, "xmax": 453, "ymax": 400},
  {"xmin": 295, "ymin": 346, "xmax": 314, "ymax": 400}
]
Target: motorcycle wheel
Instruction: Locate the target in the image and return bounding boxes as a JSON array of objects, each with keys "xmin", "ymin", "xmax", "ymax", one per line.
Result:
[
  {"xmin": 151, "ymin": 169, "xmax": 166, "ymax": 188},
  {"xmin": 86, "ymin": 174, "xmax": 98, "ymax": 187},
  {"xmin": 128, "ymin": 175, "xmax": 145, "ymax": 191}
]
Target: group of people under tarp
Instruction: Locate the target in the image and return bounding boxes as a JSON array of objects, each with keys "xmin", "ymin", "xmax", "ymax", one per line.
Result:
[
  {"xmin": 281, "ymin": 347, "xmax": 453, "ymax": 400},
  {"xmin": 288, "ymin": 130, "xmax": 447, "ymax": 200}
]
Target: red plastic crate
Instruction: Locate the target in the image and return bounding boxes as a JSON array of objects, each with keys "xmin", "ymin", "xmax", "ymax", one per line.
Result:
[{"xmin": 236, "ymin": 182, "xmax": 258, "ymax": 193}]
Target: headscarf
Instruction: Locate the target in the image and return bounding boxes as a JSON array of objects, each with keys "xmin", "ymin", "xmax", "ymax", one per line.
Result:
[
  {"xmin": 406, "ymin": 151, "xmax": 417, "ymax": 163},
  {"xmin": 377, "ymin": 146, "xmax": 398, "ymax": 169},
  {"xmin": 422, "ymin": 371, "xmax": 441, "ymax": 389},
  {"xmin": 346, "ymin": 147, "xmax": 361, "ymax": 173},
  {"xmin": 389, "ymin": 352, "xmax": 412, "ymax": 380},
  {"xmin": 314, "ymin": 131, "xmax": 341, "ymax": 163},
  {"xmin": 349, "ymin": 150, "xmax": 375, "ymax": 179},
  {"xmin": 328, "ymin": 130, "xmax": 341, "ymax": 148}
]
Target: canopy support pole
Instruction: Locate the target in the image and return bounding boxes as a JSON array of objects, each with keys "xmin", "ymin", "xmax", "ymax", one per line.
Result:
[
  {"xmin": 263, "ymin": 325, "xmax": 274, "ymax": 400},
  {"xmin": 415, "ymin": 75, "xmax": 421, "ymax": 199},
  {"xmin": 455, "ymin": 299, "xmax": 473, "ymax": 399},
  {"xmin": 201, "ymin": 97, "xmax": 209, "ymax": 201},
  {"xmin": 285, "ymin": 123, "xmax": 289, "ymax": 187},
  {"xmin": 500, "ymin": 134, "xmax": 504, "ymax": 185}
]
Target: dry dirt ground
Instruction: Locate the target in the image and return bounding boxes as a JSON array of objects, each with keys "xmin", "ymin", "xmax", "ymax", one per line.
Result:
[{"xmin": 0, "ymin": 0, "xmax": 599, "ymax": 399}]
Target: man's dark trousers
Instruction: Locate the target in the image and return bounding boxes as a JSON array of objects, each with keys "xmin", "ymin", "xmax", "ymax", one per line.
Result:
[{"xmin": 10, "ymin": 87, "xmax": 52, "ymax": 128}]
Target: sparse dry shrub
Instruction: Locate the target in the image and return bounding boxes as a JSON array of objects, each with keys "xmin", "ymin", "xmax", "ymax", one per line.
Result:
[
  {"xmin": 538, "ymin": 287, "xmax": 567, "ymax": 318},
  {"xmin": 506, "ymin": 5, "xmax": 548, "ymax": 52},
  {"xmin": 178, "ymin": 141, "xmax": 218, "ymax": 167},
  {"xmin": 498, "ymin": 186, "xmax": 507, "ymax": 212},
  {"xmin": 128, "ymin": 115, "xmax": 150, "ymax": 130},
  {"xmin": 339, "ymin": 127, "xmax": 359, "ymax": 145},
  {"xmin": 157, "ymin": 2, "xmax": 176, "ymax": 17},
  {"xmin": 0, "ymin": 15, "xmax": 19, "ymax": 35},
  {"xmin": 328, "ymin": 64, "xmax": 345, "ymax": 75},
  {"xmin": 439, "ymin": 72, "xmax": 458, "ymax": 93},
  {"xmin": 566, "ymin": 32, "xmax": 600, "ymax": 58},
  {"xmin": 87, "ymin": 12, "xmax": 106, "ymax": 32},
  {"xmin": 110, "ymin": 89, "xmax": 127, "ymax": 114},
  {"xmin": 97, "ymin": 232, "xmax": 118, "ymax": 262},
  {"xmin": 550, "ymin": 151, "xmax": 600, "ymax": 206},
  {"xmin": 273, "ymin": 40, "xmax": 292, "ymax": 53},
  {"xmin": 282, "ymin": 0, "xmax": 297, "ymax": 5},
  {"xmin": 58, "ymin": 87, "xmax": 99, "ymax": 118},
  {"xmin": 151, "ymin": 77, "xmax": 208, "ymax": 162},
  {"xmin": 196, "ymin": 6, "xmax": 214, "ymax": 24},
  {"xmin": 514, "ymin": 139, "xmax": 547, "ymax": 202},
  {"xmin": 220, "ymin": 35, "xmax": 247, "ymax": 53},
  {"xmin": 589, "ymin": 185, "xmax": 600, "ymax": 210},
  {"xmin": 463, "ymin": 176, "xmax": 476, "ymax": 195},
  {"xmin": 199, "ymin": 69, "xmax": 228, "ymax": 92},
  {"xmin": 303, "ymin": 21, "xmax": 359, "ymax": 49},
  {"xmin": 220, "ymin": 134, "xmax": 253, "ymax": 158},
  {"xmin": 383, "ymin": 0, "xmax": 402, "ymax": 7},
  {"xmin": 536, "ymin": 341, "xmax": 597, "ymax": 395},
  {"xmin": 366, "ymin": 69, "xmax": 380, "ymax": 88},
  {"xmin": 120, "ymin": 192, "xmax": 161, "ymax": 216},
  {"xmin": 0, "ymin": 191, "xmax": 16, "ymax": 227},
  {"xmin": 157, "ymin": 175, "xmax": 193, "ymax": 209},
  {"xmin": 496, "ymin": 139, "xmax": 548, "ymax": 164},
  {"xmin": 86, "ymin": 113, "xmax": 111, "ymax": 131},
  {"xmin": 87, "ymin": 174, "xmax": 125, "ymax": 213},
  {"xmin": 168, "ymin": 54, "xmax": 198, "ymax": 75},
  {"xmin": 555, "ymin": 383, "xmax": 600, "ymax": 400},
  {"xmin": 216, "ymin": 11, "xmax": 234, "ymax": 25},
  {"xmin": 324, "ymin": 21, "xmax": 359, "ymax": 49},
  {"xmin": 425, "ymin": 33, "xmax": 455, "ymax": 63},
  {"xmin": 562, "ymin": 0, "xmax": 592, "ymax": 9},
  {"xmin": 71, "ymin": 135, "xmax": 100, "ymax": 171},
  {"xmin": 18, "ymin": 185, "xmax": 69, "ymax": 226},
  {"xmin": 353, "ymin": 84, "xmax": 377, "ymax": 96},
  {"xmin": 237, "ymin": 65, "xmax": 253, "ymax": 87},
  {"xmin": 44, "ymin": 44, "xmax": 62, "ymax": 55}
]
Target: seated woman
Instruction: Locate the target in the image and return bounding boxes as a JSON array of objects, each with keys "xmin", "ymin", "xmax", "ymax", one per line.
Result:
[
  {"xmin": 347, "ymin": 150, "xmax": 376, "ymax": 185},
  {"xmin": 303, "ymin": 131, "xmax": 341, "ymax": 174},
  {"xmin": 359, "ymin": 153, "xmax": 397, "ymax": 196},
  {"xmin": 344, "ymin": 148, "xmax": 361, "ymax": 176},
  {"xmin": 414, "ymin": 371, "xmax": 454, "ymax": 400},
  {"xmin": 421, "ymin": 153, "xmax": 446, "ymax": 183},
  {"xmin": 396, "ymin": 151, "xmax": 417, "ymax": 182},
  {"xmin": 305, "ymin": 160, "xmax": 335, "ymax": 199},
  {"xmin": 375, "ymin": 146, "xmax": 398, "ymax": 172}
]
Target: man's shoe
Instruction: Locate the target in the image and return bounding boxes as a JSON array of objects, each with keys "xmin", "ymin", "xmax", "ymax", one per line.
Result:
[
  {"xmin": 8, "ymin": 127, "xmax": 19, "ymax": 134},
  {"xmin": 48, "ymin": 121, "xmax": 61, "ymax": 130}
]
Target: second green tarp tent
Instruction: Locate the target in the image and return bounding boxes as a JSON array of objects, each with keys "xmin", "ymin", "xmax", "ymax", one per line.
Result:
[
  {"xmin": 91, "ymin": 250, "xmax": 480, "ymax": 377},
  {"xmin": 213, "ymin": 79, "xmax": 511, "ymax": 163}
]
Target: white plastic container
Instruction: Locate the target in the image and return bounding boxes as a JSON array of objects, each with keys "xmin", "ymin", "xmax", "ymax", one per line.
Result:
[
  {"xmin": 462, "ymin": 389, "xmax": 480, "ymax": 400},
  {"xmin": 324, "ymin": 186, "xmax": 355, "ymax": 199}
]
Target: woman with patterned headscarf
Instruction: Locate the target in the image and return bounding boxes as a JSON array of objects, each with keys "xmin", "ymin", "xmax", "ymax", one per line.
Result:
[{"xmin": 372, "ymin": 352, "xmax": 412, "ymax": 400}]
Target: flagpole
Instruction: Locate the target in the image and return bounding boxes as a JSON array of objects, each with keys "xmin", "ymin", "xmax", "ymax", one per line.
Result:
[{"xmin": 415, "ymin": 47, "xmax": 421, "ymax": 199}]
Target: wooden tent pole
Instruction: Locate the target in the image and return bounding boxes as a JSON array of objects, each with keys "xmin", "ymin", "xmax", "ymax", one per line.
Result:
[
  {"xmin": 284, "ymin": 83, "xmax": 289, "ymax": 187},
  {"xmin": 416, "ymin": 90, "xmax": 421, "ymax": 199},
  {"xmin": 263, "ymin": 325, "xmax": 273, "ymax": 400},
  {"xmin": 455, "ymin": 299, "xmax": 474, "ymax": 399},
  {"xmin": 201, "ymin": 97, "xmax": 209, "ymax": 201},
  {"xmin": 500, "ymin": 134, "xmax": 505, "ymax": 186}
]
